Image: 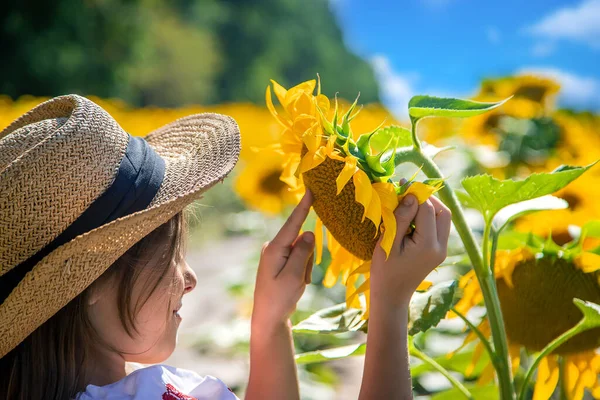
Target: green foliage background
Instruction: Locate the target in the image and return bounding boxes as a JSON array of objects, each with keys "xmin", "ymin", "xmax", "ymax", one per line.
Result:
[{"xmin": 0, "ymin": 0, "xmax": 380, "ymax": 107}]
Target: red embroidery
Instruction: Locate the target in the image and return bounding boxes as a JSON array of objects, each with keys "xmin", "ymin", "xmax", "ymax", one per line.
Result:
[{"xmin": 162, "ymin": 383, "xmax": 197, "ymax": 400}]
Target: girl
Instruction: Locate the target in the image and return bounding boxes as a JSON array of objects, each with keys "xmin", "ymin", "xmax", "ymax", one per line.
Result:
[{"xmin": 0, "ymin": 95, "xmax": 451, "ymax": 400}]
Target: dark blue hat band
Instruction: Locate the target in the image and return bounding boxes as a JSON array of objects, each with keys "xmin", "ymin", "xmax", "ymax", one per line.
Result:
[{"xmin": 0, "ymin": 134, "xmax": 166, "ymax": 304}]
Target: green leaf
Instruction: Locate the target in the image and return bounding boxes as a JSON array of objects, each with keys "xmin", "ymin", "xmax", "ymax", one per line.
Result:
[
  {"xmin": 497, "ymin": 231, "xmax": 540, "ymax": 250},
  {"xmin": 295, "ymin": 343, "xmax": 366, "ymax": 364},
  {"xmin": 408, "ymin": 95, "xmax": 509, "ymax": 120},
  {"xmin": 580, "ymin": 221, "xmax": 600, "ymax": 242},
  {"xmin": 454, "ymin": 190, "xmax": 478, "ymax": 210},
  {"xmin": 408, "ymin": 280, "xmax": 458, "ymax": 335},
  {"xmin": 292, "ymin": 302, "xmax": 366, "ymax": 334},
  {"xmin": 493, "ymin": 195, "xmax": 568, "ymax": 232},
  {"xmin": 461, "ymin": 162, "xmax": 596, "ymax": 222},
  {"xmin": 370, "ymin": 125, "xmax": 412, "ymax": 153},
  {"xmin": 574, "ymin": 298, "xmax": 600, "ymax": 329},
  {"xmin": 431, "ymin": 385, "xmax": 499, "ymax": 400}
]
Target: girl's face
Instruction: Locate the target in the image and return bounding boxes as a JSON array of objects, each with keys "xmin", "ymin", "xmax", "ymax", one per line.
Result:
[{"xmin": 88, "ymin": 257, "xmax": 197, "ymax": 364}]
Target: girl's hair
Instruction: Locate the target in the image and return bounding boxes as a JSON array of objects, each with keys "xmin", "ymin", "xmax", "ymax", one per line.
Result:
[{"xmin": 0, "ymin": 208, "xmax": 190, "ymax": 400}]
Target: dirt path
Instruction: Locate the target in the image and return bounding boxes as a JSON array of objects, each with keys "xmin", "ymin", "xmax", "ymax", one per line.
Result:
[{"xmin": 166, "ymin": 235, "xmax": 363, "ymax": 399}]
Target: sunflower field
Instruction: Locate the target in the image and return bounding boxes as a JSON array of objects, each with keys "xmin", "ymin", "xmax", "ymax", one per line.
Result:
[{"xmin": 2, "ymin": 73, "xmax": 600, "ymax": 399}]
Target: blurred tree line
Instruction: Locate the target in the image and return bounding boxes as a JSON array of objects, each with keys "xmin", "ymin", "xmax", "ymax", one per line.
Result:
[{"xmin": 0, "ymin": 0, "xmax": 380, "ymax": 107}]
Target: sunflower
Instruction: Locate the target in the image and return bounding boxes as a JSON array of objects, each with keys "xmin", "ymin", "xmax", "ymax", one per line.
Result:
[
  {"xmin": 478, "ymin": 75, "xmax": 560, "ymax": 107},
  {"xmin": 461, "ymin": 75, "xmax": 561, "ymax": 150},
  {"xmin": 266, "ymin": 78, "xmax": 441, "ymax": 317},
  {"xmin": 451, "ymin": 236, "xmax": 600, "ymax": 399},
  {"xmin": 234, "ymin": 148, "xmax": 303, "ymax": 215}
]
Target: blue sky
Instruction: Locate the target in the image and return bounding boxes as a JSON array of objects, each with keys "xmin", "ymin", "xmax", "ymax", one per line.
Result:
[{"xmin": 330, "ymin": 0, "xmax": 600, "ymax": 117}]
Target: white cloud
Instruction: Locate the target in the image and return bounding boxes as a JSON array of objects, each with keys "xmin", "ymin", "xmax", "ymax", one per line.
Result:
[
  {"xmin": 518, "ymin": 66, "xmax": 600, "ymax": 110},
  {"xmin": 524, "ymin": 0, "xmax": 600, "ymax": 49},
  {"xmin": 486, "ymin": 26, "xmax": 501, "ymax": 44},
  {"xmin": 531, "ymin": 42, "xmax": 556, "ymax": 57},
  {"xmin": 370, "ymin": 55, "xmax": 418, "ymax": 119}
]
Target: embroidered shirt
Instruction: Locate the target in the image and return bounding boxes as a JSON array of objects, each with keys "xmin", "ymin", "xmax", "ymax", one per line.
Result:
[{"xmin": 76, "ymin": 364, "xmax": 239, "ymax": 400}]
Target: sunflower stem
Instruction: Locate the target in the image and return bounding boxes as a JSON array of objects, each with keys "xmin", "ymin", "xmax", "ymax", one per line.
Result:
[
  {"xmin": 410, "ymin": 117, "xmax": 422, "ymax": 150},
  {"xmin": 405, "ymin": 149, "xmax": 516, "ymax": 399},
  {"xmin": 409, "ymin": 344, "xmax": 474, "ymax": 399}
]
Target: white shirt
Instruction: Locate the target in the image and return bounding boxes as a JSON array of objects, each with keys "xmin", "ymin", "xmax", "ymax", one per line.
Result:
[{"xmin": 76, "ymin": 364, "xmax": 240, "ymax": 400}]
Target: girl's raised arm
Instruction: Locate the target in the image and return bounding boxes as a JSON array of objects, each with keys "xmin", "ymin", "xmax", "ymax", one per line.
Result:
[
  {"xmin": 246, "ymin": 192, "xmax": 315, "ymax": 400},
  {"xmin": 359, "ymin": 194, "xmax": 452, "ymax": 400}
]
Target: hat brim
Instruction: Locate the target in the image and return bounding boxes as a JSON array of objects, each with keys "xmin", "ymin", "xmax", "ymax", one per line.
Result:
[{"xmin": 0, "ymin": 113, "xmax": 240, "ymax": 358}]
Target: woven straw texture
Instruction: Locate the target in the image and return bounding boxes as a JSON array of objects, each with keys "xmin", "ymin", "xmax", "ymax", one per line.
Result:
[{"xmin": 0, "ymin": 95, "xmax": 240, "ymax": 358}]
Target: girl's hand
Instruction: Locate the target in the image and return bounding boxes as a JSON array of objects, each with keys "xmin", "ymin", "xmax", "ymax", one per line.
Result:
[
  {"xmin": 251, "ymin": 191, "xmax": 315, "ymax": 331},
  {"xmin": 358, "ymin": 194, "xmax": 452, "ymax": 400},
  {"xmin": 370, "ymin": 193, "xmax": 452, "ymax": 308}
]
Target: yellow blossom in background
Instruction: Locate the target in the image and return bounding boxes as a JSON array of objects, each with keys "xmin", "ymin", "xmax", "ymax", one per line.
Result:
[
  {"xmin": 234, "ymin": 148, "xmax": 303, "ymax": 215},
  {"xmin": 451, "ymin": 246, "xmax": 600, "ymax": 400}
]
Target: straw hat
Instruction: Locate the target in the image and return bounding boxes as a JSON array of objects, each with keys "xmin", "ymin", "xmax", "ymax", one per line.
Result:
[{"xmin": 0, "ymin": 94, "xmax": 241, "ymax": 358}]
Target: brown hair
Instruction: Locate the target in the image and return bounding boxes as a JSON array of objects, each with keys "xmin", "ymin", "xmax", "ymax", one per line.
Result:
[{"xmin": 0, "ymin": 208, "xmax": 190, "ymax": 400}]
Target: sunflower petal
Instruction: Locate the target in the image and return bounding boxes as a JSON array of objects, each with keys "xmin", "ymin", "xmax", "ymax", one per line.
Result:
[
  {"xmin": 373, "ymin": 182, "xmax": 400, "ymax": 257},
  {"xmin": 353, "ymin": 170, "xmax": 373, "ymax": 222},
  {"xmin": 265, "ymin": 86, "xmax": 291, "ymax": 128},
  {"xmin": 346, "ymin": 278, "xmax": 370, "ymax": 309},
  {"xmin": 336, "ymin": 157, "xmax": 358, "ymax": 195},
  {"xmin": 270, "ymin": 79, "xmax": 288, "ymax": 108},
  {"xmin": 315, "ymin": 217, "xmax": 323, "ymax": 265},
  {"xmin": 345, "ymin": 274, "xmax": 362, "ymax": 309},
  {"xmin": 416, "ymin": 280, "xmax": 433, "ymax": 291},
  {"xmin": 400, "ymin": 181, "xmax": 442, "ymax": 204},
  {"xmin": 533, "ymin": 356, "xmax": 559, "ymax": 400},
  {"xmin": 299, "ymin": 148, "xmax": 327, "ymax": 173},
  {"xmin": 574, "ymin": 252, "xmax": 600, "ymax": 273}
]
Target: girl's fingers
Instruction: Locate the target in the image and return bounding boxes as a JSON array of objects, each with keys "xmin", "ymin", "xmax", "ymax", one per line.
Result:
[
  {"xmin": 429, "ymin": 196, "xmax": 452, "ymax": 245},
  {"xmin": 304, "ymin": 251, "xmax": 315, "ymax": 284},
  {"xmin": 271, "ymin": 190, "xmax": 313, "ymax": 249},
  {"xmin": 277, "ymin": 231, "xmax": 315, "ymax": 281},
  {"xmin": 413, "ymin": 199, "xmax": 437, "ymax": 245},
  {"xmin": 392, "ymin": 194, "xmax": 419, "ymax": 250}
]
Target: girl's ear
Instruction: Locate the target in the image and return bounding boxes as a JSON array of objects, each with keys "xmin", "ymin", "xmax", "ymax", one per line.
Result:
[{"xmin": 87, "ymin": 278, "xmax": 109, "ymax": 306}]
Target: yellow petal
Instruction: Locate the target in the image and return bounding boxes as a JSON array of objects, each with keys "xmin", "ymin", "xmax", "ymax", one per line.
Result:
[
  {"xmin": 345, "ymin": 274, "xmax": 361, "ymax": 309},
  {"xmin": 373, "ymin": 182, "xmax": 400, "ymax": 257},
  {"xmin": 510, "ymin": 344, "xmax": 521, "ymax": 377},
  {"xmin": 353, "ymin": 170, "xmax": 373, "ymax": 222},
  {"xmin": 270, "ymin": 79, "xmax": 288, "ymax": 108},
  {"xmin": 299, "ymin": 148, "xmax": 327, "ymax": 173},
  {"xmin": 416, "ymin": 280, "xmax": 432, "ymax": 291},
  {"xmin": 323, "ymin": 258, "xmax": 341, "ymax": 288},
  {"xmin": 347, "ymin": 278, "xmax": 370, "ymax": 309},
  {"xmin": 477, "ymin": 362, "xmax": 495, "ymax": 386},
  {"xmin": 336, "ymin": 157, "xmax": 358, "ymax": 195},
  {"xmin": 365, "ymin": 189, "xmax": 382, "ymax": 233},
  {"xmin": 265, "ymin": 86, "xmax": 290, "ymax": 128},
  {"xmin": 533, "ymin": 356, "xmax": 559, "ymax": 400},
  {"xmin": 362, "ymin": 289, "xmax": 371, "ymax": 320},
  {"xmin": 315, "ymin": 217, "xmax": 323, "ymax": 265},
  {"xmin": 467, "ymin": 342, "xmax": 485, "ymax": 376},
  {"xmin": 400, "ymin": 181, "xmax": 441, "ymax": 204},
  {"xmin": 349, "ymin": 261, "xmax": 371, "ymax": 278},
  {"xmin": 574, "ymin": 252, "xmax": 600, "ymax": 273},
  {"xmin": 379, "ymin": 209, "xmax": 396, "ymax": 258}
]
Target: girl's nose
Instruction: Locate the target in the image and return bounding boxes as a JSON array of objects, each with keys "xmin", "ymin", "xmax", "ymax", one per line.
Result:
[{"xmin": 182, "ymin": 260, "xmax": 197, "ymax": 294}]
